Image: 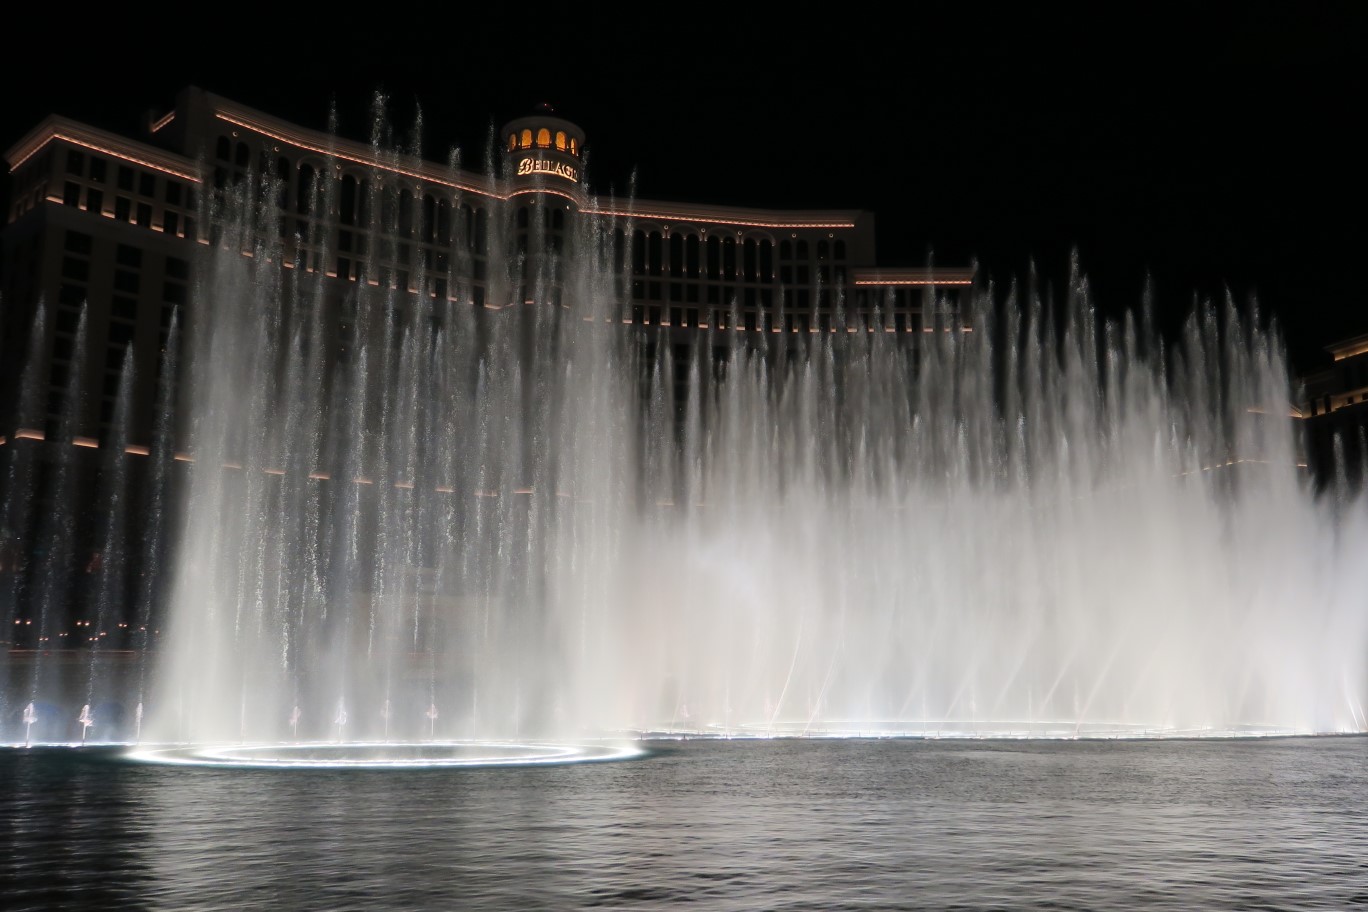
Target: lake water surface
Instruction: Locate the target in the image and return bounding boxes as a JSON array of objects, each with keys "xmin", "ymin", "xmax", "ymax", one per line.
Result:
[{"xmin": 3, "ymin": 737, "xmax": 1367, "ymax": 910}]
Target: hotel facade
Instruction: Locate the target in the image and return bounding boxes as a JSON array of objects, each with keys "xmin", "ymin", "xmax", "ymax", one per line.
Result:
[{"xmin": 1, "ymin": 87, "xmax": 973, "ymax": 450}]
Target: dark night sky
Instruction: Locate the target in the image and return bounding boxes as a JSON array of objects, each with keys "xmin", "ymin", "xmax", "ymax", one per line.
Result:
[{"xmin": 2, "ymin": 3, "xmax": 1362, "ymax": 372}]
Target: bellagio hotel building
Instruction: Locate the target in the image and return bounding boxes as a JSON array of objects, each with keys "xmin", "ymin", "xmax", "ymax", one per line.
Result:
[{"xmin": 0, "ymin": 87, "xmax": 974, "ymax": 448}]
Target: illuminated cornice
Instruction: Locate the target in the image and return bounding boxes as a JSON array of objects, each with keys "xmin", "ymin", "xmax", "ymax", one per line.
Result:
[
  {"xmin": 590, "ymin": 199, "xmax": 863, "ymax": 231},
  {"xmin": 852, "ymin": 268, "xmax": 975, "ymax": 286},
  {"xmin": 6, "ymin": 116, "xmax": 200, "ymax": 182},
  {"xmin": 205, "ymin": 93, "xmax": 501, "ymax": 199},
  {"xmin": 1328, "ymin": 333, "xmax": 1368, "ymax": 361}
]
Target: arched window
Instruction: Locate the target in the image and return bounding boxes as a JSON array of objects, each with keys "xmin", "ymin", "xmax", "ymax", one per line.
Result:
[
  {"xmin": 743, "ymin": 239, "xmax": 756, "ymax": 281},
  {"xmin": 569, "ymin": 137, "xmax": 578, "ymax": 155},
  {"xmin": 669, "ymin": 234, "xmax": 683, "ymax": 278},
  {"xmin": 398, "ymin": 189, "xmax": 413, "ymax": 238},
  {"xmin": 421, "ymin": 194, "xmax": 436, "ymax": 243},
  {"xmin": 551, "ymin": 208, "xmax": 563, "ymax": 230},
  {"xmin": 216, "ymin": 136, "xmax": 231, "ymax": 161},
  {"xmin": 780, "ymin": 240, "xmax": 792, "ymax": 260},
  {"xmin": 517, "ymin": 206, "xmax": 529, "ymax": 229},
  {"xmin": 648, "ymin": 232, "xmax": 662, "ymax": 276},
  {"xmin": 632, "ymin": 230, "xmax": 646, "ymax": 275},
  {"xmin": 536, "ymin": 128, "xmax": 551, "ymax": 147},
  {"xmin": 235, "ymin": 142, "xmax": 249, "ymax": 168},
  {"xmin": 340, "ymin": 175, "xmax": 357, "ymax": 225},
  {"xmin": 722, "ymin": 238, "xmax": 736, "ymax": 280},
  {"xmin": 508, "ymin": 133, "xmax": 518, "ymax": 151},
  {"xmin": 356, "ymin": 179, "xmax": 370, "ymax": 226},
  {"xmin": 520, "ymin": 129, "xmax": 533, "ymax": 148},
  {"xmin": 796, "ymin": 240, "xmax": 809, "ymax": 260},
  {"xmin": 686, "ymin": 235, "xmax": 700, "ymax": 278},
  {"xmin": 436, "ymin": 199, "xmax": 451, "ymax": 245},
  {"xmin": 474, "ymin": 208, "xmax": 488, "ymax": 254},
  {"xmin": 296, "ymin": 164, "xmax": 315, "ymax": 215},
  {"xmin": 706, "ymin": 236, "xmax": 720, "ymax": 279},
  {"xmin": 817, "ymin": 240, "xmax": 829, "ymax": 260},
  {"xmin": 555, "ymin": 131, "xmax": 567, "ymax": 151},
  {"xmin": 834, "ymin": 240, "xmax": 846, "ymax": 260},
  {"xmin": 760, "ymin": 240, "xmax": 773, "ymax": 281}
]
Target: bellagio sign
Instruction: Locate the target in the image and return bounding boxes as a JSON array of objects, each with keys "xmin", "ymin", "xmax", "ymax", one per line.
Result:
[{"xmin": 517, "ymin": 157, "xmax": 579, "ymax": 183}]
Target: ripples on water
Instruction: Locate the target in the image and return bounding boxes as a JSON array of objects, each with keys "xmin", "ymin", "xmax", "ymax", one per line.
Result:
[{"xmin": 3, "ymin": 738, "xmax": 1367, "ymax": 910}]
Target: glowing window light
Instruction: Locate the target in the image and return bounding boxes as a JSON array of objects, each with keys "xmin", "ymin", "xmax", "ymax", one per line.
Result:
[
  {"xmin": 853, "ymin": 279, "xmax": 973, "ymax": 286},
  {"xmin": 15, "ymin": 428, "xmax": 45, "ymax": 441},
  {"xmin": 72, "ymin": 436, "xmax": 99, "ymax": 448},
  {"xmin": 536, "ymin": 128, "xmax": 551, "ymax": 148},
  {"xmin": 520, "ymin": 129, "xmax": 533, "ymax": 148},
  {"xmin": 593, "ymin": 207, "xmax": 855, "ymax": 230},
  {"xmin": 555, "ymin": 131, "xmax": 567, "ymax": 151}
]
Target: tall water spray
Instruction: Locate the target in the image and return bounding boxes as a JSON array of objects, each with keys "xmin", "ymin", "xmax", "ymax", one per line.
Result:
[
  {"xmin": 132, "ymin": 135, "xmax": 1368, "ymax": 746},
  {"xmin": 4, "ymin": 114, "xmax": 1364, "ymax": 747}
]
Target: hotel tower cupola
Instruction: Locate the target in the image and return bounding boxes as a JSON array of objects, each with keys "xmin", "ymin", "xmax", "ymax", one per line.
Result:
[{"xmin": 502, "ymin": 103, "xmax": 585, "ymax": 206}]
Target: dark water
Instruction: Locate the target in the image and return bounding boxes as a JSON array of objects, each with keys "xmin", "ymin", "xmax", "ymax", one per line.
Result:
[{"xmin": 3, "ymin": 737, "xmax": 1367, "ymax": 910}]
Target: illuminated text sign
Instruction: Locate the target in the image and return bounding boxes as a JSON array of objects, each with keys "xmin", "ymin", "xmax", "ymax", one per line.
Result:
[{"xmin": 517, "ymin": 157, "xmax": 578, "ymax": 183}]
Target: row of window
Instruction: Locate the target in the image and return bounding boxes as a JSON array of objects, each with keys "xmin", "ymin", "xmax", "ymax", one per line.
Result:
[
  {"xmin": 630, "ymin": 305, "xmax": 950, "ymax": 334},
  {"xmin": 507, "ymin": 128, "xmax": 579, "ymax": 155},
  {"xmin": 66, "ymin": 148, "xmax": 193, "ymax": 207}
]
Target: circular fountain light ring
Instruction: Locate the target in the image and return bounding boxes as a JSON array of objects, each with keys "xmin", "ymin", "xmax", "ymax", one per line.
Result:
[{"xmin": 126, "ymin": 740, "xmax": 643, "ymax": 769}]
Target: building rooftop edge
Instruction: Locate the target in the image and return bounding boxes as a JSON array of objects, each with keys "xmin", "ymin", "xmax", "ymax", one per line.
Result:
[{"xmin": 5, "ymin": 116, "xmax": 199, "ymax": 181}]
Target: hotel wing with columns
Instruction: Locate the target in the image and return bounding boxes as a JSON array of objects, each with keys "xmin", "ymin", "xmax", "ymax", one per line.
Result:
[{"xmin": 1, "ymin": 87, "xmax": 974, "ymax": 448}]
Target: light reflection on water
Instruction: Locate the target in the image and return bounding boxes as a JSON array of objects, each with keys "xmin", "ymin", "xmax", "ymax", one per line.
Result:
[{"xmin": 2, "ymin": 737, "xmax": 1367, "ymax": 910}]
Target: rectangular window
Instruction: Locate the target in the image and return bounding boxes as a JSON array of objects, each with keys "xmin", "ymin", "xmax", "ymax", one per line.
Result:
[
  {"xmin": 114, "ymin": 196, "xmax": 132, "ymax": 221},
  {"xmin": 117, "ymin": 166, "xmax": 134, "ymax": 191},
  {"xmin": 136, "ymin": 202, "xmax": 152, "ymax": 227},
  {"xmin": 165, "ymin": 180, "xmax": 183, "ymax": 206},
  {"xmin": 108, "ymin": 322, "xmax": 135, "ymax": 345},
  {"xmin": 114, "ymin": 270, "xmax": 140, "ymax": 294},
  {"xmin": 64, "ymin": 231, "xmax": 93, "ymax": 255},
  {"xmin": 85, "ymin": 188, "xmax": 103, "ymax": 213},
  {"xmin": 163, "ymin": 211, "xmax": 179, "ymax": 236},
  {"xmin": 61, "ymin": 256, "xmax": 89, "ymax": 282},
  {"xmin": 139, "ymin": 172, "xmax": 155, "ymax": 197},
  {"xmin": 63, "ymin": 181, "xmax": 81, "ymax": 206},
  {"xmin": 116, "ymin": 244, "xmax": 142, "ymax": 268},
  {"xmin": 59, "ymin": 284, "xmax": 85, "ymax": 307},
  {"xmin": 111, "ymin": 296, "xmax": 138, "ymax": 322},
  {"xmin": 66, "ymin": 149, "xmax": 85, "ymax": 175},
  {"xmin": 88, "ymin": 158, "xmax": 106, "ymax": 183},
  {"xmin": 165, "ymin": 256, "xmax": 190, "ymax": 281}
]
